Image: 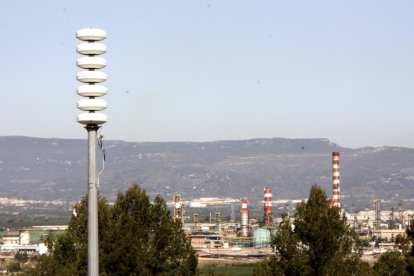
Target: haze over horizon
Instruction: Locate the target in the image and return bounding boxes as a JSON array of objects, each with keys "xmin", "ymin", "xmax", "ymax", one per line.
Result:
[
  {"xmin": 1, "ymin": 1, "xmax": 413, "ymax": 149},
  {"xmin": 0, "ymin": 135, "xmax": 401, "ymax": 151}
]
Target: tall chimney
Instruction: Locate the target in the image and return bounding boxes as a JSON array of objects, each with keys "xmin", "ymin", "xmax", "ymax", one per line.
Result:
[
  {"xmin": 400, "ymin": 200, "xmax": 405, "ymax": 229},
  {"xmin": 173, "ymin": 194, "xmax": 181, "ymax": 222},
  {"xmin": 263, "ymin": 187, "xmax": 273, "ymax": 226},
  {"xmin": 215, "ymin": 212, "xmax": 221, "ymax": 233},
  {"xmin": 181, "ymin": 203, "xmax": 185, "ymax": 224},
  {"xmin": 241, "ymin": 198, "xmax": 249, "ymax": 237},
  {"xmin": 73, "ymin": 204, "xmax": 77, "ymax": 217},
  {"xmin": 194, "ymin": 213, "xmax": 198, "ymax": 232},
  {"xmin": 332, "ymin": 152, "xmax": 341, "ymax": 208},
  {"xmin": 375, "ymin": 200, "xmax": 381, "ymax": 230}
]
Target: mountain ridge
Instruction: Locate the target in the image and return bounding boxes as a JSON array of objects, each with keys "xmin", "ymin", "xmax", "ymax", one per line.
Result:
[{"xmin": 0, "ymin": 136, "xmax": 413, "ymax": 203}]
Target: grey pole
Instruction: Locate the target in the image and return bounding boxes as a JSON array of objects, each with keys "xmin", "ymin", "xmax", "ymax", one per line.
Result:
[
  {"xmin": 76, "ymin": 28, "xmax": 107, "ymax": 276},
  {"xmin": 86, "ymin": 124, "xmax": 99, "ymax": 276}
]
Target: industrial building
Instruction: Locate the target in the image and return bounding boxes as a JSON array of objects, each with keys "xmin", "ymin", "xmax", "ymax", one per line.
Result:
[
  {"xmin": 173, "ymin": 151, "xmax": 413, "ymax": 254},
  {"xmin": 0, "ymin": 225, "xmax": 68, "ymax": 254}
]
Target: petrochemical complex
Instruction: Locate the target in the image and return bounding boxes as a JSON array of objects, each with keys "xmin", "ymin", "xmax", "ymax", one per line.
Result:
[
  {"xmin": 0, "ymin": 152, "xmax": 412, "ymax": 258},
  {"xmin": 169, "ymin": 152, "xmax": 413, "ymax": 258}
]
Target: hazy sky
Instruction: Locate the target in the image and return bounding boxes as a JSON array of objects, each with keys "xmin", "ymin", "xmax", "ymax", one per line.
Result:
[{"xmin": 1, "ymin": 1, "xmax": 413, "ymax": 149}]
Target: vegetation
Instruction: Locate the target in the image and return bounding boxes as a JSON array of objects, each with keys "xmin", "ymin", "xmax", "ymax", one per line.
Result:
[
  {"xmin": 6, "ymin": 261, "xmax": 21, "ymax": 272},
  {"xmin": 253, "ymin": 184, "xmax": 370, "ymax": 275},
  {"xmin": 21, "ymin": 183, "xmax": 414, "ymax": 275},
  {"xmin": 26, "ymin": 184, "xmax": 198, "ymax": 276},
  {"xmin": 0, "ymin": 204, "xmax": 72, "ymax": 230},
  {"xmin": 250, "ymin": 184, "xmax": 414, "ymax": 275},
  {"xmin": 14, "ymin": 251, "xmax": 29, "ymax": 263},
  {"xmin": 200, "ymin": 263, "xmax": 255, "ymax": 276}
]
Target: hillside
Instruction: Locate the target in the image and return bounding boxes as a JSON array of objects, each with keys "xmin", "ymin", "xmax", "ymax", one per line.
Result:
[{"xmin": 0, "ymin": 136, "xmax": 413, "ymax": 203}]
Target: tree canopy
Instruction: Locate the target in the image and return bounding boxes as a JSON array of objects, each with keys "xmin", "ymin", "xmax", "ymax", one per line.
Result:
[
  {"xmin": 27, "ymin": 184, "xmax": 198, "ymax": 276},
  {"xmin": 253, "ymin": 184, "xmax": 369, "ymax": 276}
]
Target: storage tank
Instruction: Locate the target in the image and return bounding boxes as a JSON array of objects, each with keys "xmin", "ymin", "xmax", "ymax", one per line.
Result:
[{"xmin": 253, "ymin": 229, "xmax": 271, "ymax": 248}]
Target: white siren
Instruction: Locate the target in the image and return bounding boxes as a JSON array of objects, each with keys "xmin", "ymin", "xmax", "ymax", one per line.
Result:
[
  {"xmin": 77, "ymin": 113, "xmax": 107, "ymax": 125},
  {"xmin": 76, "ymin": 71, "xmax": 107, "ymax": 83},
  {"xmin": 76, "ymin": 43, "xmax": 107, "ymax": 55},
  {"xmin": 76, "ymin": 28, "xmax": 106, "ymax": 41},
  {"xmin": 77, "ymin": 99, "xmax": 108, "ymax": 111},
  {"xmin": 77, "ymin": 57, "xmax": 107, "ymax": 69},
  {"xmin": 77, "ymin": 85, "xmax": 107, "ymax": 97}
]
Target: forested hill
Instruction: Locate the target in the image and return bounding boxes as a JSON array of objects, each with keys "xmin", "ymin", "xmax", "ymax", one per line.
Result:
[{"xmin": 0, "ymin": 136, "xmax": 413, "ymax": 203}]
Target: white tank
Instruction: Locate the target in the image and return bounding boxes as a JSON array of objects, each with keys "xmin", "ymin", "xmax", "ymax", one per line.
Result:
[
  {"xmin": 77, "ymin": 99, "xmax": 107, "ymax": 111},
  {"xmin": 76, "ymin": 71, "xmax": 107, "ymax": 83},
  {"xmin": 76, "ymin": 57, "xmax": 107, "ymax": 69},
  {"xmin": 76, "ymin": 28, "xmax": 107, "ymax": 41},
  {"xmin": 77, "ymin": 85, "xmax": 107, "ymax": 97},
  {"xmin": 76, "ymin": 43, "xmax": 107, "ymax": 55},
  {"xmin": 77, "ymin": 113, "xmax": 107, "ymax": 125}
]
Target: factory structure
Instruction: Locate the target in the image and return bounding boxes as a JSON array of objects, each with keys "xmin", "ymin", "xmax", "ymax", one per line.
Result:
[
  {"xmin": 0, "ymin": 151, "xmax": 410, "ymax": 258},
  {"xmin": 0, "ymin": 205, "xmax": 78, "ymax": 254},
  {"xmin": 170, "ymin": 151, "xmax": 411, "ymax": 252},
  {"xmin": 0, "ymin": 226, "xmax": 69, "ymax": 254}
]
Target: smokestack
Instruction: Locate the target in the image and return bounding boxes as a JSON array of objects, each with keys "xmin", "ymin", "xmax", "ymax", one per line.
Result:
[
  {"xmin": 400, "ymin": 200, "xmax": 405, "ymax": 228},
  {"xmin": 215, "ymin": 212, "xmax": 221, "ymax": 233},
  {"xmin": 375, "ymin": 200, "xmax": 381, "ymax": 230},
  {"xmin": 241, "ymin": 198, "xmax": 249, "ymax": 237},
  {"xmin": 264, "ymin": 187, "xmax": 272, "ymax": 226},
  {"xmin": 181, "ymin": 203, "xmax": 185, "ymax": 224},
  {"xmin": 173, "ymin": 194, "xmax": 181, "ymax": 222},
  {"xmin": 332, "ymin": 152, "xmax": 341, "ymax": 208},
  {"xmin": 73, "ymin": 204, "xmax": 77, "ymax": 217},
  {"xmin": 194, "ymin": 213, "xmax": 198, "ymax": 232}
]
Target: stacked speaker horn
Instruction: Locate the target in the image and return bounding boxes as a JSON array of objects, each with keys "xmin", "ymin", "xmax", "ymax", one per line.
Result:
[
  {"xmin": 76, "ymin": 28, "xmax": 108, "ymax": 125},
  {"xmin": 76, "ymin": 28, "xmax": 107, "ymax": 276}
]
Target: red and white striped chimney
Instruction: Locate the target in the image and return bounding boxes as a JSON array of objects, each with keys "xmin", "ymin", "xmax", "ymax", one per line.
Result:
[
  {"xmin": 264, "ymin": 187, "xmax": 272, "ymax": 225},
  {"xmin": 332, "ymin": 152, "xmax": 340, "ymax": 208},
  {"xmin": 73, "ymin": 204, "xmax": 77, "ymax": 217},
  {"xmin": 173, "ymin": 194, "xmax": 181, "ymax": 222},
  {"xmin": 241, "ymin": 198, "xmax": 249, "ymax": 237}
]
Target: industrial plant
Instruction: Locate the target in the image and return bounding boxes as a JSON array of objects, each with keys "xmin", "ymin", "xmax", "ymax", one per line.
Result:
[
  {"xmin": 0, "ymin": 152, "xmax": 411, "ymax": 259},
  {"xmin": 168, "ymin": 152, "xmax": 413, "ymax": 258}
]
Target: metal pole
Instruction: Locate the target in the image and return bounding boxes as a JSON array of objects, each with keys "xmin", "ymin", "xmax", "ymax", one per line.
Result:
[{"xmin": 87, "ymin": 124, "xmax": 99, "ymax": 276}]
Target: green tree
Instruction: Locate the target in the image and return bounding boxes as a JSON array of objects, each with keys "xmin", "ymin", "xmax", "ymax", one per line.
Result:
[
  {"xmin": 372, "ymin": 250, "xmax": 408, "ymax": 276},
  {"xmin": 395, "ymin": 234, "xmax": 410, "ymax": 255},
  {"xmin": 253, "ymin": 184, "xmax": 370, "ymax": 276},
  {"xmin": 27, "ymin": 184, "xmax": 198, "ymax": 276},
  {"xmin": 321, "ymin": 255, "xmax": 371, "ymax": 276},
  {"xmin": 405, "ymin": 216, "xmax": 414, "ymax": 258},
  {"xmin": 7, "ymin": 262, "xmax": 21, "ymax": 272},
  {"xmin": 14, "ymin": 251, "xmax": 29, "ymax": 263},
  {"xmin": 252, "ymin": 257, "xmax": 283, "ymax": 276}
]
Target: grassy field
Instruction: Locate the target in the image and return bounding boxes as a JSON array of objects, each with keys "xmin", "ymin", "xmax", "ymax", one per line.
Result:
[
  {"xmin": 199, "ymin": 263, "xmax": 255, "ymax": 276},
  {"xmin": 198, "ymin": 259, "xmax": 256, "ymax": 276}
]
